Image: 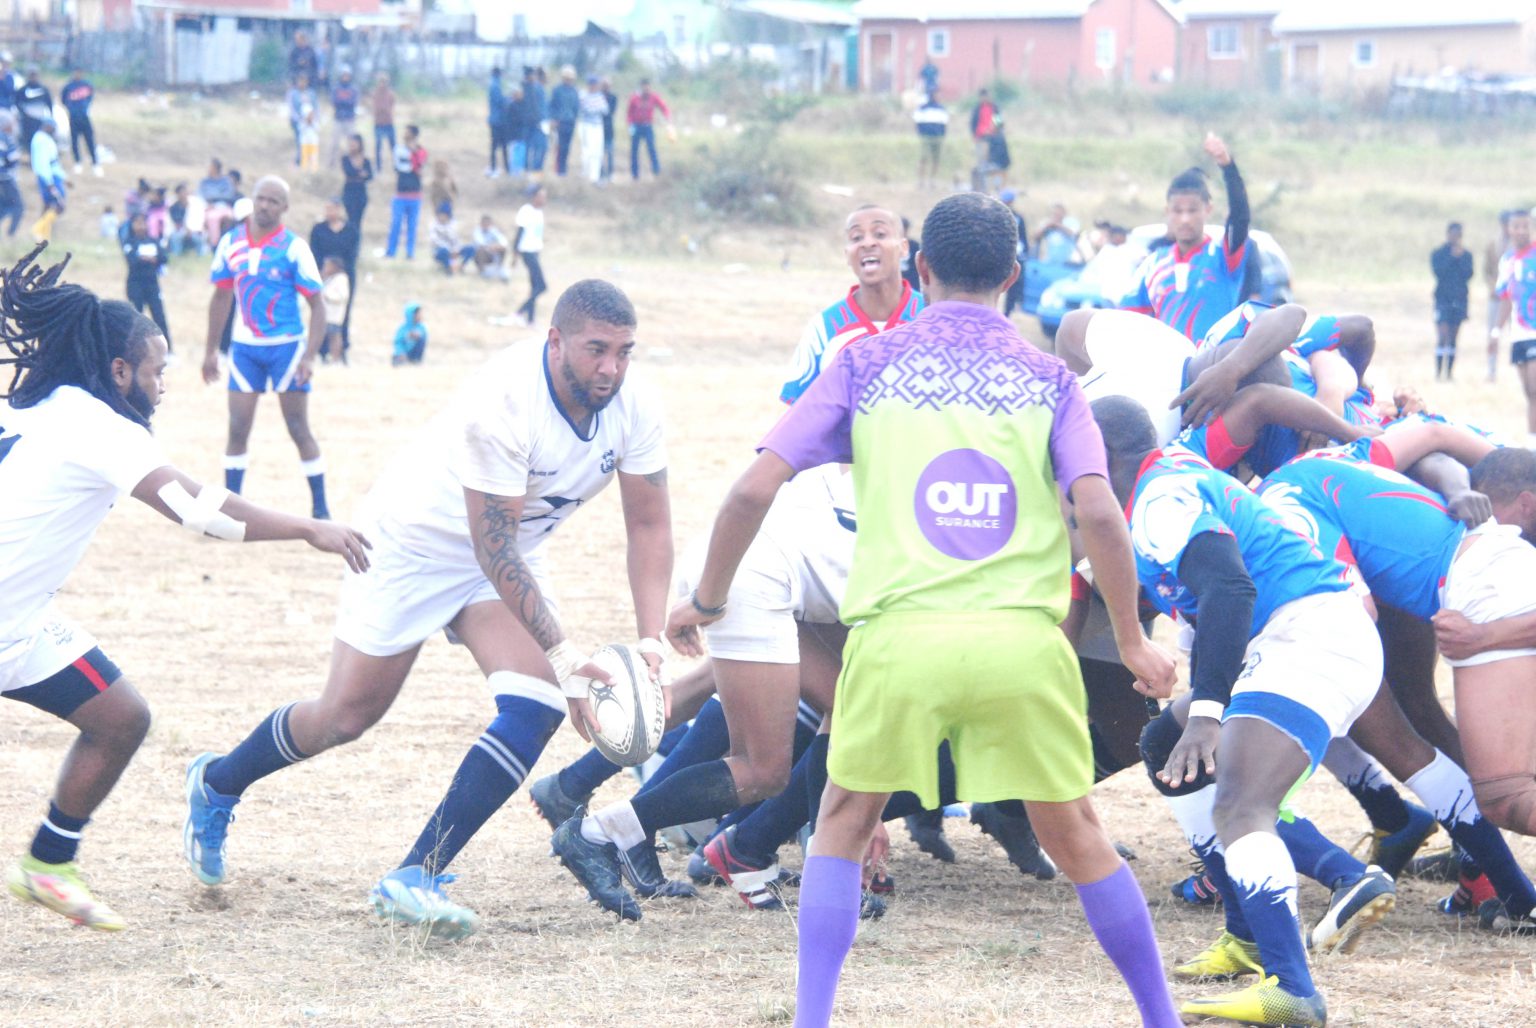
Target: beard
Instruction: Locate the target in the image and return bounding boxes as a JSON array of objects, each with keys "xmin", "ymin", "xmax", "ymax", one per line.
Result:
[
  {"xmin": 561, "ymin": 358, "xmax": 618, "ymax": 413},
  {"xmin": 124, "ymin": 379, "xmax": 156, "ymax": 424}
]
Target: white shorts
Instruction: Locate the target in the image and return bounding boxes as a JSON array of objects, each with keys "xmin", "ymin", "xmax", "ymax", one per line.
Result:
[
  {"xmin": 1225, "ymin": 590, "xmax": 1383, "ymax": 769},
  {"xmin": 1079, "ymin": 311, "xmax": 1194, "ymax": 447},
  {"xmin": 679, "ymin": 537, "xmax": 804, "ymax": 665},
  {"xmin": 0, "ymin": 606, "xmax": 99, "ymax": 694},
  {"xmin": 333, "ymin": 526, "xmax": 553, "ymax": 658},
  {"xmin": 1440, "ymin": 521, "xmax": 1536, "ymax": 667}
]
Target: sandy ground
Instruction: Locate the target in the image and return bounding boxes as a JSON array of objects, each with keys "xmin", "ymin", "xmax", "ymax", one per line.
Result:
[{"xmin": 1, "ymin": 91, "xmax": 1534, "ymax": 1026}]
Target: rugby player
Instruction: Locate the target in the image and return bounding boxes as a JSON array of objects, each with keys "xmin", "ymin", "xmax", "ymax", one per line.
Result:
[
  {"xmin": 1120, "ymin": 133, "xmax": 1251, "ymax": 341},
  {"xmin": 1490, "ymin": 207, "xmax": 1536, "ymax": 448},
  {"xmin": 201, "ymin": 176, "xmax": 332, "ymax": 519},
  {"xmin": 183, "ymin": 280, "xmax": 672, "ymax": 940},
  {"xmin": 0, "ymin": 247, "xmax": 367, "ymax": 931},
  {"xmin": 682, "ymin": 194, "xmax": 1184, "ymax": 1028}
]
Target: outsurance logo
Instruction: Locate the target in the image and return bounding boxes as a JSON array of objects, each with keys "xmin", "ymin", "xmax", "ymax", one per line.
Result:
[{"xmin": 914, "ymin": 448, "xmax": 1016, "ymax": 560}]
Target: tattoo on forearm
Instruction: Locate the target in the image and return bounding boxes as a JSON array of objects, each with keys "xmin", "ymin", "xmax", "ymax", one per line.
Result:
[
  {"xmin": 475, "ymin": 492, "xmax": 562, "ymax": 650},
  {"xmin": 643, "ymin": 468, "xmax": 668, "ymax": 487}
]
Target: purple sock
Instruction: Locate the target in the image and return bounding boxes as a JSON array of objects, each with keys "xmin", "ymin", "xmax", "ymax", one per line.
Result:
[
  {"xmin": 1075, "ymin": 862, "xmax": 1182, "ymax": 1028},
  {"xmin": 794, "ymin": 855, "xmax": 861, "ymax": 1028}
]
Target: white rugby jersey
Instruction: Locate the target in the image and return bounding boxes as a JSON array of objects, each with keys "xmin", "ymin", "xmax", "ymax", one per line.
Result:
[
  {"xmin": 1077, "ymin": 309, "xmax": 1194, "ymax": 447},
  {"xmin": 0, "ymin": 387, "xmax": 168, "ymax": 662},
  {"xmin": 364, "ymin": 339, "xmax": 667, "ymax": 563},
  {"xmin": 758, "ymin": 463, "xmax": 857, "ymax": 624}
]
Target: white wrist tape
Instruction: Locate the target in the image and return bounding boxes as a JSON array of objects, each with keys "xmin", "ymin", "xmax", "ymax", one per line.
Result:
[
  {"xmin": 1188, "ymin": 699, "xmax": 1225, "ymax": 723},
  {"xmin": 636, "ymin": 637, "xmax": 664, "ymax": 660},
  {"xmin": 159, "ymin": 482, "xmax": 246, "ymax": 541},
  {"xmin": 546, "ymin": 640, "xmax": 589, "ymax": 698}
]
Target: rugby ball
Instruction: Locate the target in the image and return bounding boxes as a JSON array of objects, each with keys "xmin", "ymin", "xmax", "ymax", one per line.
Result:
[{"xmin": 582, "ymin": 643, "xmax": 666, "ymax": 767}]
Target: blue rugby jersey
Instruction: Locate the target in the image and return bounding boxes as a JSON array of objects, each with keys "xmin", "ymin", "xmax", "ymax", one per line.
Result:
[
  {"xmin": 210, "ymin": 223, "xmax": 322, "ymax": 346},
  {"xmin": 1122, "ymin": 234, "xmax": 1248, "ymax": 342}
]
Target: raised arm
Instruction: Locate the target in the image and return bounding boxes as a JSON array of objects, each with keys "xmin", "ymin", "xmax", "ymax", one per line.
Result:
[{"xmin": 1204, "ymin": 133, "xmax": 1249, "ymax": 256}]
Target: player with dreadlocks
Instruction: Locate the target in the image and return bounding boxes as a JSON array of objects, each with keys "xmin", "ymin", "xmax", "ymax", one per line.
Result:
[{"xmin": 0, "ymin": 244, "xmax": 370, "ymax": 932}]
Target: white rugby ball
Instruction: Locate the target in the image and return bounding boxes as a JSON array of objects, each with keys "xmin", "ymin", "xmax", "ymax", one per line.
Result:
[{"xmin": 583, "ymin": 643, "xmax": 665, "ymax": 767}]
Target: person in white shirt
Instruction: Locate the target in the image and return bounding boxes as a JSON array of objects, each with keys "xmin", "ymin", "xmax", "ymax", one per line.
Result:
[
  {"xmin": 319, "ymin": 256, "xmax": 350, "ymax": 357},
  {"xmin": 472, "ymin": 213, "xmax": 510, "ymax": 280},
  {"xmin": 183, "ymin": 279, "xmax": 674, "ymax": 940},
  {"xmin": 29, "ymin": 116, "xmax": 65, "ymax": 242},
  {"xmin": 512, "ymin": 184, "xmax": 546, "ymax": 326},
  {"xmin": 0, "ymin": 248, "xmax": 368, "ymax": 932},
  {"xmin": 578, "ymin": 75, "xmax": 608, "ymax": 183}
]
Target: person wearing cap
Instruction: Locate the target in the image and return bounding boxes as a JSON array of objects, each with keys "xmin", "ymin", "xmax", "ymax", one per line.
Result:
[
  {"xmin": 328, "ymin": 67, "xmax": 359, "ymax": 169},
  {"xmin": 577, "ymin": 74, "xmax": 607, "ymax": 183},
  {"xmin": 550, "ymin": 65, "xmax": 580, "ymax": 177},
  {"xmin": 626, "ymin": 78, "xmax": 671, "ymax": 181},
  {"xmin": 28, "ymin": 113, "xmax": 65, "ymax": 243},
  {"xmin": 999, "ymin": 189, "xmax": 1029, "ymax": 317},
  {"xmin": 61, "ymin": 68, "xmax": 101, "ymax": 178},
  {"xmin": 17, "ymin": 68, "xmax": 51, "ymax": 151}
]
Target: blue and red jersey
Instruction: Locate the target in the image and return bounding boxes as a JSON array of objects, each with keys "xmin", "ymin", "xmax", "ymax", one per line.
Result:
[
  {"xmin": 1127, "ymin": 443, "xmax": 1352, "ymax": 636},
  {"xmin": 1496, "ymin": 243, "xmax": 1536, "ymax": 341},
  {"xmin": 210, "ymin": 224, "xmax": 322, "ymax": 346},
  {"xmin": 780, "ymin": 283, "xmax": 924, "ymax": 404},
  {"xmin": 1258, "ymin": 438, "xmax": 1462, "ymax": 621},
  {"xmin": 1122, "ymin": 234, "xmax": 1249, "ymax": 342}
]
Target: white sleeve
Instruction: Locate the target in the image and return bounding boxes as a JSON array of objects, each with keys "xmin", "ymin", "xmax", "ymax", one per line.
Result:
[
  {"xmin": 617, "ymin": 378, "xmax": 667, "ymax": 477},
  {"xmin": 81, "ymin": 406, "xmax": 171, "ymax": 494},
  {"xmin": 515, "ymin": 205, "xmax": 533, "ymax": 230},
  {"xmin": 453, "ymin": 385, "xmax": 531, "ymax": 499},
  {"xmin": 779, "ymin": 313, "xmax": 829, "ymax": 403}
]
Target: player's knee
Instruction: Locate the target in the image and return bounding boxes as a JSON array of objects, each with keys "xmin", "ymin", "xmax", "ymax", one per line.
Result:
[
  {"xmin": 734, "ymin": 756, "xmax": 791, "ymax": 804},
  {"xmin": 1472, "ymin": 774, "xmax": 1536, "ymax": 834},
  {"xmin": 325, "ymin": 702, "xmax": 385, "ymax": 747}
]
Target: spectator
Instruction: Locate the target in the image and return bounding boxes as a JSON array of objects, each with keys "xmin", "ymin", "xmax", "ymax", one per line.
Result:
[
  {"xmin": 17, "ymin": 68, "xmax": 52, "ymax": 151},
  {"xmin": 286, "ymin": 74, "xmax": 315, "ymax": 168},
  {"xmin": 328, "ymin": 66, "xmax": 359, "ymax": 169},
  {"xmin": 99, "ymin": 205, "xmax": 118, "ymax": 239},
  {"xmin": 428, "ymin": 159, "xmax": 457, "ymax": 218},
  {"xmin": 370, "ymin": 72, "xmax": 395, "ymax": 172},
  {"xmin": 919, "ymin": 60, "xmax": 940, "ymax": 96},
  {"xmin": 340, "ymin": 133, "xmax": 372, "ymax": 230},
  {"xmin": 523, "ymin": 67, "xmax": 548, "ymax": 172},
  {"xmin": 511, "ymin": 184, "xmax": 547, "ymax": 325},
  {"xmin": 288, "ymin": 29, "xmax": 319, "ymax": 85},
  {"xmin": 145, "ymin": 185, "xmax": 168, "ymax": 239},
  {"xmin": 227, "ymin": 167, "xmax": 244, "ymax": 201},
  {"xmin": 550, "ymin": 65, "xmax": 580, "ymax": 177},
  {"xmin": 577, "ymin": 74, "xmax": 606, "ymax": 183},
  {"xmin": 167, "ymin": 182, "xmax": 193, "ymax": 255},
  {"xmin": 392, "ymin": 302, "xmax": 427, "ymax": 365},
  {"xmin": 969, "ymin": 87, "xmax": 997, "ymax": 170},
  {"xmin": 0, "ymin": 53, "xmax": 17, "ymax": 111},
  {"xmin": 60, "ymin": 68, "xmax": 100, "ymax": 177},
  {"xmin": 309, "ymin": 197, "xmax": 359, "ymax": 360},
  {"xmin": 124, "ymin": 176, "xmax": 150, "ymax": 225},
  {"xmin": 314, "ymin": 34, "xmax": 333, "ymax": 90},
  {"xmin": 298, "ymin": 106, "xmax": 320, "ymax": 172},
  {"xmin": 29, "ymin": 115, "xmax": 65, "ymax": 243},
  {"xmin": 429, "ymin": 207, "xmax": 475, "ymax": 275},
  {"xmin": 198, "ymin": 157, "xmax": 236, "ymax": 248},
  {"xmin": 999, "ymin": 189, "xmax": 1028, "ymax": 317},
  {"xmin": 486, "ymin": 67, "xmax": 508, "ymax": 178},
  {"xmin": 913, "ymin": 93, "xmax": 948, "ymax": 190},
  {"xmin": 319, "ymin": 256, "xmax": 349, "ymax": 362},
  {"xmin": 503, "ymin": 81, "xmax": 528, "ymax": 176},
  {"xmin": 385, "ymin": 124, "xmax": 427, "ymax": 260},
  {"xmin": 1485, "ymin": 210, "xmax": 1512, "ymax": 383},
  {"xmin": 121, "ymin": 212, "xmax": 171, "ymax": 350},
  {"xmin": 472, "ymin": 213, "xmax": 510, "ymax": 280},
  {"xmin": 627, "ymin": 78, "xmax": 671, "ymax": 180},
  {"xmin": 600, "ymin": 77, "xmax": 617, "ymax": 180},
  {"xmin": 1432, "ymin": 220, "xmax": 1475, "ymax": 381},
  {"xmin": 1034, "ymin": 202, "xmax": 1083, "ymax": 264},
  {"xmin": 899, "ymin": 215, "xmax": 921, "ymax": 293},
  {"xmin": 984, "ymin": 118, "xmax": 1010, "ymax": 193},
  {"xmin": 0, "ymin": 112, "xmax": 23, "ymax": 238}
]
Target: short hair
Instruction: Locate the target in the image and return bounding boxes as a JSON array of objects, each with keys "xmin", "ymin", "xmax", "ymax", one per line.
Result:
[
  {"xmin": 1470, "ymin": 447, "xmax": 1536, "ymax": 503},
  {"xmin": 1090, "ymin": 396, "xmax": 1157, "ymax": 460},
  {"xmin": 1447, "ymin": 221, "xmax": 1463, "ymax": 234},
  {"xmin": 918, "ymin": 192, "xmax": 1018, "ymax": 293},
  {"xmin": 1167, "ymin": 166, "xmax": 1212, "ymax": 202},
  {"xmin": 553, "ymin": 280, "xmax": 637, "ymax": 336}
]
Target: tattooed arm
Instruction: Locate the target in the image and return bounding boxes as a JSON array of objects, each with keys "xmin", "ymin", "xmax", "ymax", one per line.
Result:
[{"xmin": 618, "ymin": 466, "xmax": 674, "ymax": 676}]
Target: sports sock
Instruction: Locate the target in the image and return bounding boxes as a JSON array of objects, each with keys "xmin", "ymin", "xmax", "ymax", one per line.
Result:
[
  {"xmin": 1224, "ymin": 831, "xmax": 1313, "ymax": 998},
  {"xmin": 29, "ymin": 802, "xmax": 88, "ymax": 865},
  {"xmin": 1276, "ymin": 814, "xmax": 1365, "ymax": 889},
  {"xmin": 795, "ymin": 855, "xmax": 861, "ymax": 1028},
  {"xmin": 1163, "ymin": 787, "xmax": 1252, "ymax": 940},
  {"xmin": 403, "ymin": 692, "xmax": 563, "ymax": 874},
  {"xmin": 223, "ymin": 453, "xmax": 248, "ymax": 494},
  {"xmin": 633, "ymin": 697, "xmax": 729, "ymax": 797},
  {"xmin": 1076, "ymin": 862, "xmax": 1182, "ymax": 1028},
  {"xmin": 630, "ymin": 758, "xmax": 740, "ymax": 836},
  {"xmin": 204, "ymin": 702, "xmax": 309, "ymax": 797},
  {"xmin": 1322, "ymin": 738, "xmax": 1411, "ymax": 833},
  {"xmin": 804, "ymin": 733, "xmax": 830, "ymax": 834},
  {"xmin": 1406, "ymin": 749, "xmax": 1536, "ymax": 919},
  {"xmin": 558, "ymin": 747, "xmax": 624, "ymax": 802},
  {"xmin": 301, "ymin": 457, "xmax": 328, "ymax": 516},
  {"xmin": 734, "ymin": 743, "xmax": 817, "ymax": 858}
]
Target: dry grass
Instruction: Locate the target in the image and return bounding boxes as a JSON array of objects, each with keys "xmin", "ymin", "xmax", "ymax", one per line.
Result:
[{"xmin": 1, "ymin": 90, "xmax": 1534, "ymax": 1027}]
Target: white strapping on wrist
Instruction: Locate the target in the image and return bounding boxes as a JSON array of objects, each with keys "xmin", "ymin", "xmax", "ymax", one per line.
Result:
[
  {"xmin": 545, "ymin": 640, "xmax": 589, "ymax": 697},
  {"xmin": 635, "ymin": 637, "xmax": 664, "ymax": 659},
  {"xmin": 1188, "ymin": 699, "xmax": 1226, "ymax": 723},
  {"xmin": 158, "ymin": 482, "xmax": 246, "ymax": 541}
]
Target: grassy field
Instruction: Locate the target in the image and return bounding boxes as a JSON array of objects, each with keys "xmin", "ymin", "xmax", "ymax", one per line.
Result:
[{"xmin": 1, "ymin": 87, "xmax": 1535, "ymax": 1026}]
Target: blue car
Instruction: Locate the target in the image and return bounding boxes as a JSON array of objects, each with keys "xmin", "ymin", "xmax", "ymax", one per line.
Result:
[{"xmin": 1032, "ymin": 224, "xmax": 1294, "ymax": 339}]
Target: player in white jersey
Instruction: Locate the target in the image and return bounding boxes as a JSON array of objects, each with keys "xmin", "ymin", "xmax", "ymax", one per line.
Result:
[
  {"xmin": 0, "ymin": 247, "xmax": 367, "ymax": 931},
  {"xmin": 182, "ymin": 280, "xmax": 673, "ymax": 939},
  {"xmin": 550, "ymin": 463, "xmax": 855, "ymax": 920}
]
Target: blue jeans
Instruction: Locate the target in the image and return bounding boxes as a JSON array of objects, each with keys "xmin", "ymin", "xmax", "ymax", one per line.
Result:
[
  {"xmin": 374, "ymin": 123, "xmax": 395, "ymax": 170},
  {"xmin": 630, "ymin": 124, "xmax": 658, "ymax": 179},
  {"xmin": 509, "ymin": 139, "xmax": 526, "ymax": 174},
  {"xmin": 386, "ymin": 196, "xmax": 420, "ymax": 258},
  {"xmin": 526, "ymin": 126, "xmax": 548, "ymax": 170}
]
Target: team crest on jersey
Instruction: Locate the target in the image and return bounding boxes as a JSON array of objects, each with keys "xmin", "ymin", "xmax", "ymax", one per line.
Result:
[{"xmin": 600, "ymin": 448, "xmax": 616, "ymax": 474}]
